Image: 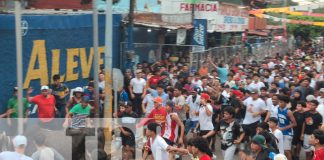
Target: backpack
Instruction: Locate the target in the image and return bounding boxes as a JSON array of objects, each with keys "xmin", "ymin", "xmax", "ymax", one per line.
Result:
[{"xmin": 260, "ymin": 131, "xmax": 280, "ymax": 154}]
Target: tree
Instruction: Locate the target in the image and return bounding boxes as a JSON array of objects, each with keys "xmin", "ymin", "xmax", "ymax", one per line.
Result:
[{"xmin": 287, "ymin": 15, "xmax": 324, "ymax": 40}]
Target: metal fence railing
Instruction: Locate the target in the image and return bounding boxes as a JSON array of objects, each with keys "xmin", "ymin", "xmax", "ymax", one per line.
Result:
[
  {"xmin": 119, "ymin": 41, "xmax": 289, "ymax": 72},
  {"xmin": 120, "ymin": 42, "xmax": 197, "ymax": 71},
  {"xmin": 190, "ymin": 41, "xmax": 289, "ymax": 71}
]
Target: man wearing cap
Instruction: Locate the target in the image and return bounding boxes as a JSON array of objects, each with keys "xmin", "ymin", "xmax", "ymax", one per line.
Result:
[
  {"xmin": 242, "ymin": 89, "xmax": 267, "ymax": 140},
  {"xmin": 27, "ymin": 86, "xmax": 57, "ymax": 125},
  {"xmin": 197, "ymin": 93, "xmax": 214, "ymax": 143},
  {"xmin": 0, "ymin": 135, "xmax": 32, "ymax": 160},
  {"xmin": 251, "ymin": 135, "xmax": 276, "ymax": 160},
  {"xmin": 138, "ymin": 97, "xmax": 167, "ymax": 131},
  {"xmin": 63, "ymin": 96, "xmax": 91, "ymax": 128}
]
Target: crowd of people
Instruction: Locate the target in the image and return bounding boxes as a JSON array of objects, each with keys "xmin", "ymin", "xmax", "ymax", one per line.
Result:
[{"xmin": 0, "ymin": 40, "xmax": 324, "ymax": 160}]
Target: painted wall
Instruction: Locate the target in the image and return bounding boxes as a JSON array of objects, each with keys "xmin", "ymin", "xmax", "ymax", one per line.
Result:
[{"xmin": 0, "ymin": 13, "xmax": 122, "ymax": 113}]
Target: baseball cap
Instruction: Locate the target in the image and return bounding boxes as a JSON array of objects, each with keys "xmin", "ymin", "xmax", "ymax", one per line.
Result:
[
  {"xmin": 154, "ymin": 97, "xmax": 163, "ymax": 104},
  {"xmin": 13, "ymin": 135, "xmax": 27, "ymax": 148},
  {"xmin": 82, "ymin": 96, "xmax": 90, "ymax": 102},
  {"xmin": 306, "ymin": 95, "xmax": 316, "ymax": 102},
  {"xmin": 252, "ymin": 135, "xmax": 267, "ymax": 149},
  {"xmin": 250, "ymin": 89, "xmax": 258, "ymax": 94},
  {"xmin": 74, "ymin": 87, "xmax": 84, "ymax": 93},
  {"xmin": 274, "ymin": 154, "xmax": 288, "ymax": 160},
  {"xmin": 124, "ymin": 101, "xmax": 133, "ymax": 107},
  {"xmin": 320, "ymin": 88, "xmax": 324, "ymax": 93},
  {"xmin": 200, "ymin": 93, "xmax": 210, "ymax": 101},
  {"xmin": 41, "ymin": 85, "xmax": 49, "ymax": 90}
]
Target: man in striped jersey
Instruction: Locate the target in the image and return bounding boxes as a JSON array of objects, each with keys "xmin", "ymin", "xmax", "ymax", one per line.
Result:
[{"xmin": 162, "ymin": 101, "xmax": 184, "ymax": 146}]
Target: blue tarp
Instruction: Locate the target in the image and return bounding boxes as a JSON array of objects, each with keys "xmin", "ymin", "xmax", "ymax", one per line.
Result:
[{"xmin": 0, "ymin": 13, "xmax": 122, "ymax": 113}]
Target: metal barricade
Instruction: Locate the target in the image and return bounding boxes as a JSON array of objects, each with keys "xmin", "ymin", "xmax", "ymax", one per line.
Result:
[{"xmin": 190, "ymin": 41, "xmax": 289, "ymax": 70}]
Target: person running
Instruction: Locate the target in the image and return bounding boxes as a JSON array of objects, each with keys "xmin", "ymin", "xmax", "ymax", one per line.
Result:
[
  {"xmin": 309, "ymin": 129, "xmax": 324, "ymax": 160},
  {"xmin": 162, "ymin": 101, "xmax": 184, "ymax": 146},
  {"xmin": 172, "ymin": 87, "xmax": 186, "ymax": 123},
  {"xmin": 242, "ymin": 89, "xmax": 267, "ymax": 140},
  {"xmin": 0, "ymin": 135, "xmax": 32, "ymax": 160},
  {"xmin": 117, "ymin": 101, "xmax": 138, "ymax": 159},
  {"xmin": 27, "ymin": 86, "xmax": 57, "ymax": 129},
  {"xmin": 277, "ymin": 95, "xmax": 297, "ymax": 160},
  {"xmin": 143, "ymin": 122, "xmax": 183, "ymax": 160},
  {"xmin": 218, "ymin": 107, "xmax": 245, "ymax": 159},
  {"xmin": 301, "ymin": 100, "xmax": 323, "ymax": 160},
  {"xmin": 196, "ymin": 93, "xmax": 214, "ymax": 144},
  {"xmin": 292, "ymin": 101, "xmax": 306, "ymax": 160},
  {"xmin": 142, "ymin": 88, "xmax": 155, "ymax": 117},
  {"xmin": 186, "ymin": 87, "xmax": 201, "ymax": 134},
  {"xmin": 191, "ymin": 136, "xmax": 213, "ymax": 160},
  {"xmin": 268, "ymin": 117, "xmax": 284, "ymax": 154},
  {"xmin": 49, "ymin": 74, "xmax": 69, "ymax": 118}
]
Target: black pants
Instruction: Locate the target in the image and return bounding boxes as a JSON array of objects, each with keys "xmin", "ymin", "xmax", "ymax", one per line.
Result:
[
  {"xmin": 242, "ymin": 121, "xmax": 259, "ymax": 140},
  {"xmin": 200, "ymin": 130, "xmax": 212, "ymax": 144},
  {"xmin": 133, "ymin": 93, "xmax": 143, "ymax": 116}
]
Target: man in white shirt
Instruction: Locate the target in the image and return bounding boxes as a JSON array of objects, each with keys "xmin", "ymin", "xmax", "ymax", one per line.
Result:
[
  {"xmin": 198, "ymin": 93, "xmax": 214, "ymax": 143},
  {"xmin": 248, "ymin": 74, "xmax": 265, "ymax": 94},
  {"xmin": 143, "ymin": 122, "xmax": 184, "ymax": 160},
  {"xmin": 129, "ymin": 69, "xmax": 147, "ymax": 116},
  {"xmin": 265, "ymin": 94, "xmax": 279, "ymax": 122},
  {"xmin": 268, "ymin": 117, "xmax": 284, "ymax": 154},
  {"xmin": 242, "ymin": 89, "xmax": 267, "ymax": 140},
  {"xmin": 0, "ymin": 135, "xmax": 32, "ymax": 160},
  {"xmin": 142, "ymin": 91, "xmax": 155, "ymax": 117},
  {"xmin": 186, "ymin": 87, "xmax": 201, "ymax": 134}
]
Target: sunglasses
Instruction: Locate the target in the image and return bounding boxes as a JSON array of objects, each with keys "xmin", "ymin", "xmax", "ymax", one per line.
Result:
[{"xmin": 136, "ymin": 72, "xmax": 142, "ymax": 74}]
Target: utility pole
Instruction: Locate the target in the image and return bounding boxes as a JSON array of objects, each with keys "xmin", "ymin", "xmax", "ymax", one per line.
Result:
[
  {"xmin": 14, "ymin": 0, "xmax": 23, "ymax": 135},
  {"xmin": 93, "ymin": 0, "xmax": 100, "ymax": 119},
  {"xmin": 128, "ymin": 0, "xmax": 135, "ymax": 50},
  {"xmin": 104, "ymin": 0, "xmax": 113, "ymax": 155}
]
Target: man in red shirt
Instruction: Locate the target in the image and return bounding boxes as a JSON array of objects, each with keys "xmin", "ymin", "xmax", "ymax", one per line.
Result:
[
  {"xmin": 148, "ymin": 69, "xmax": 161, "ymax": 87},
  {"xmin": 310, "ymin": 129, "xmax": 324, "ymax": 160},
  {"xmin": 27, "ymin": 86, "xmax": 57, "ymax": 128},
  {"xmin": 137, "ymin": 97, "xmax": 167, "ymax": 130}
]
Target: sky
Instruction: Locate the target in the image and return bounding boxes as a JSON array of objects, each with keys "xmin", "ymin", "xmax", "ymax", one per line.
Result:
[{"xmin": 292, "ymin": 0, "xmax": 324, "ymax": 5}]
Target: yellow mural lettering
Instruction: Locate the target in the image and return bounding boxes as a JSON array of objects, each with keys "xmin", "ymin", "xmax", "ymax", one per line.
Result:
[
  {"xmin": 99, "ymin": 47, "xmax": 105, "ymax": 66},
  {"xmin": 51, "ymin": 49, "xmax": 65, "ymax": 82},
  {"xmin": 80, "ymin": 48, "xmax": 93, "ymax": 79},
  {"xmin": 23, "ymin": 40, "xmax": 49, "ymax": 88},
  {"xmin": 66, "ymin": 48, "xmax": 79, "ymax": 81}
]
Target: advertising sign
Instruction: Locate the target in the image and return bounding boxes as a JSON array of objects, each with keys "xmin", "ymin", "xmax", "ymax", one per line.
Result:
[
  {"xmin": 208, "ymin": 3, "xmax": 249, "ymax": 32},
  {"xmin": 0, "ymin": 14, "xmax": 122, "ymax": 112},
  {"xmin": 192, "ymin": 19, "xmax": 207, "ymax": 51},
  {"xmin": 161, "ymin": 0, "xmax": 219, "ymax": 20}
]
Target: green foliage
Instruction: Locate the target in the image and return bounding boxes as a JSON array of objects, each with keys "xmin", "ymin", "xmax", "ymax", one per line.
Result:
[
  {"xmin": 287, "ymin": 15, "xmax": 324, "ymax": 39},
  {"xmin": 313, "ymin": 7, "xmax": 324, "ymax": 14}
]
